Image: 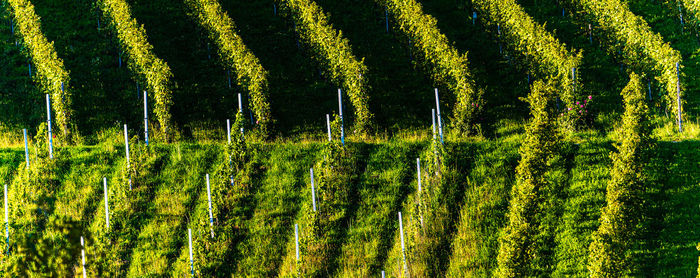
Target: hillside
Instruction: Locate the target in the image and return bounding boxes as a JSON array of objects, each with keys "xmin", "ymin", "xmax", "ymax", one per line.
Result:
[{"xmin": 0, "ymin": 0, "xmax": 699, "ymax": 276}]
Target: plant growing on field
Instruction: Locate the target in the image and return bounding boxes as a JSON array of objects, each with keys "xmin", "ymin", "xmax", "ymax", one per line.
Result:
[
  {"xmin": 9, "ymin": 216, "xmax": 83, "ymax": 277},
  {"xmin": 561, "ymin": 95, "xmax": 594, "ymax": 126},
  {"xmin": 472, "ymin": 0, "xmax": 582, "ymax": 127},
  {"xmin": 279, "ymin": 114, "xmax": 356, "ymax": 277},
  {"xmin": 3, "ymin": 123, "xmax": 70, "ymax": 275},
  {"xmin": 588, "ymin": 73, "xmax": 651, "ymax": 277},
  {"xmin": 6, "ymin": 0, "xmax": 74, "ymax": 143},
  {"xmin": 185, "ymin": 0, "xmax": 273, "ymax": 137},
  {"xmin": 98, "ymin": 0, "xmax": 175, "ymax": 141},
  {"xmin": 277, "ymin": 0, "xmax": 373, "ymax": 135},
  {"xmin": 495, "ymin": 79, "xmax": 560, "ymax": 277},
  {"xmin": 171, "ymin": 111, "xmax": 261, "ymax": 276},
  {"xmin": 562, "ymin": 0, "xmax": 682, "ymax": 122},
  {"xmin": 382, "ymin": 130, "xmax": 450, "ymax": 277},
  {"xmin": 381, "ymin": 0, "xmax": 484, "ymax": 135}
]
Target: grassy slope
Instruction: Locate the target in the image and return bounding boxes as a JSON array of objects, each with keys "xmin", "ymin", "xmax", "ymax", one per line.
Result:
[
  {"xmin": 0, "ymin": 0, "xmax": 698, "ymax": 276},
  {"xmin": 446, "ymin": 138, "xmax": 520, "ymax": 277},
  {"xmin": 125, "ymin": 144, "xmax": 220, "ymax": 276},
  {"xmin": 335, "ymin": 142, "xmax": 420, "ymax": 276},
  {"xmin": 233, "ymin": 143, "xmax": 318, "ymax": 276}
]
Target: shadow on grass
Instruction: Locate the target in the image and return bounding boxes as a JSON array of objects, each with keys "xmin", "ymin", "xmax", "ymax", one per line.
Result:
[{"xmin": 637, "ymin": 140, "xmax": 700, "ymax": 276}]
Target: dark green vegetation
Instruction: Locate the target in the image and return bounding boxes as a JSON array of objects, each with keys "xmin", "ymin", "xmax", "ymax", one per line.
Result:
[{"xmin": 0, "ymin": 0, "xmax": 699, "ymax": 276}]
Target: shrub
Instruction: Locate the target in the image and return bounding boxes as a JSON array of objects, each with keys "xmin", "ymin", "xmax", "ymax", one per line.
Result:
[
  {"xmin": 278, "ymin": 114, "xmax": 356, "ymax": 277},
  {"xmin": 495, "ymin": 79, "xmax": 560, "ymax": 277},
  {"xmin": 587, "ymin": 73, "xmax": 651, "ymax": 276}
]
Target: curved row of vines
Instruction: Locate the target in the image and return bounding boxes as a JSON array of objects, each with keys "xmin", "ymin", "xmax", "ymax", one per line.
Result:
[
  {"xmin": 472, "ymin": 0, "xmax": 583, "ymax": 126},
  {"xmin": 185, "ymin": 0, "xmax": 273, "ymax": 137},
  {"xmin": 563, "ymin": 0, "xmax": 682, "ymax": 120},
  {"xmin": 277, "ymin": 0, "xmax": 372, "ymax": 135},
  {"xmin": 6, "ymin": 0, "xmax": 74, "ymax": 142},
  {"xmin": 381, "ymin": 0, "xmax": 483, "ymax": 135},
  {"xmin": 97, "ymin": 0, "xmax": 175, "ymax": 141}
]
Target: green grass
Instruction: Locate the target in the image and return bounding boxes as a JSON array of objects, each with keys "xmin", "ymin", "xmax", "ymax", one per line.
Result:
[
  {"xmin": 0, "ymin": 134, "xmax": 697, "ymax": 276},
  {"xmin": 0, "ymin": 0, "xmax": 699, "ymax": 275}
]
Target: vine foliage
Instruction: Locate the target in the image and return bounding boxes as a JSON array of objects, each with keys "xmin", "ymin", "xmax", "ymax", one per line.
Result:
[
  {"xmin": 473, "ymin": 0, "xmax": 582, "ymax": 125},
  {"xmin": 565, "ymin": 0, "xmax": 682, "ymax": 120},
  {"xmin": 185, "ymin": 0, "xmax": 273, "ymax": 137},
  {"xmin": 7, "ymin": 0, "xmax": 74, "ymax": 142},
  {"xmin": 98, "ymin": 0, "xmax": 175, "ymax": 141},
  {"xmin": 278, "ymin": 0, "xmax": 373, "ymax": 135},
  {"xmin": 495, "ymin": 79, "xmax": 560, "ymax": 277},
  {"xmin": 382, "ymin": 0, "xmax": 484, "ymax": 135},
  {"xmin": 587, "ymin": 73, "xmax": 651, "ymax": 276}
]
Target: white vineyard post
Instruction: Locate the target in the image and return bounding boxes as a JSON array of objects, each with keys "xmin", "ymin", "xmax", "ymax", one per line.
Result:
[
  {"xmin": 23, "ymin": 129, "xmax": 29, "ymax": 168},
  {"xmin": 497, "ymin": 24, "xmax": 502, "ymax": 54},
  {"xmin": 417, "ymin": 158, "xmax": 423, "ymax": 228},
  {"xmin": 4, "ymin": 184, "xmax": 8, "ymax": 256},
  {"xmin": 206, "ymin": 174, "xmax": 214, "ymax": 238},
  {"xmin": 338, "ymin": 89, "xmax": 345, "ymax": 146},
  {"xmin": 136, "ymin": 82, "xmax": 139, "ymax": 101},
  {"xmin": 124, "ymin": 125, "xmax": 130, "ymax": 168},
  {"xmin": 399, "ymin": 212, "xmax": 409, "ymax": 278},
  {"xmin": 46, "ymin": 94, "xmax": 53, "ymax": 159},
  {"xmin": 124, "ymin": 124, "xmax": 132, "ymax": 190},
  {"xmin": 310, "ymin": 168, "xmax": 317, "ymax": 212},
  {"xmin": 238, "ymin": 93, "xmax": 244, "ymax": 135},
  {"xmin": 295, "ymin": 223, "xmax": 300, "ymax": 266},
  {"xmin": 472, "ymin": 11, "xmax": 476, "ymax": 25},
  {"xmin": 104, "ymin": 178, "xmax": 109, "ymax": 230},
  {"xmin": 385, "ymin": 7, "xmax": 389, "ymax": 33},
  {"xmin": 188, "ymin": 228, "xmax": 194, "ymax": 277},
  {"xmin": 434, "ymin": 88, "xmax": 443, "ymax": 144},
  {"xmin": 227, "ymin": 119, "xmax": 231, "ymax": 144},
  {"xmin": 679, "ymin": 2, "xmax": 685, "ymax": 28},
  {"xmin": 676, "ymin": 62, "xmax": 683, "ymax": 133},
  {"xmin": 144, "ymin": 91, "xmax": 149, "ymax": 146},
  {"xmin": 326, "ymin": 114, "xmax": 332, "ymax": 141},
  {"xmin": 80, "ymin": 236, "xmax": 86, "ymax": 278}
]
